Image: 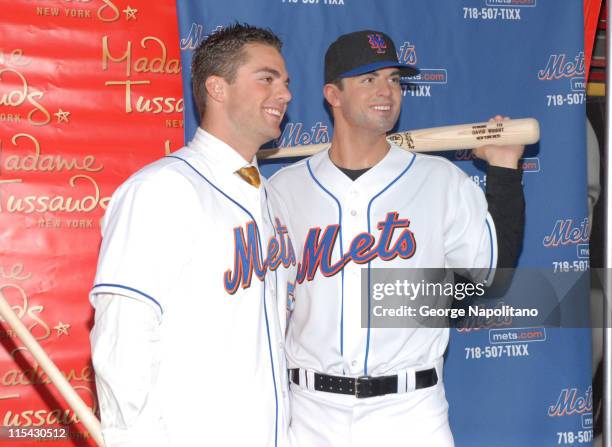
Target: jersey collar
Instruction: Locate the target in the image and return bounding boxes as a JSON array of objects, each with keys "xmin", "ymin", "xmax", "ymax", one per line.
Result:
[
  {"xmin": 311, "ymin": 145, "xmax": 414, "ymax": 198},
  {"xmin": 189, "ymin": 127, "xmax": 259, "ymax": 175}
]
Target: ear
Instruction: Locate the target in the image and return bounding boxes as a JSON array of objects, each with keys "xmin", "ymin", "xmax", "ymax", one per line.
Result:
[
  {"xmin": 323, "ymin": 83, "xmax": 342, "ymax": 108},
  {"xmin": 205, "ymin": 75, "xmax": 226, "ymax": 102}
]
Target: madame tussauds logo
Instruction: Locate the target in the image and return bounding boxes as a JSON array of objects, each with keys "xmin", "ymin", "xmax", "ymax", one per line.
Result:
[{"xmin": 0, "ymin": 68, "xmax": 51, "ymax": 126}]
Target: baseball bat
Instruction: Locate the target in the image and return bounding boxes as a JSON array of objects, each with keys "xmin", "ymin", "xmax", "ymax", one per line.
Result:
[
  {"xmin": 257, "ymin": 117, "xmax": 539, "ymax": 159},
  {"xmin": 0, "ymin": 291, "xmax": 105, "ymax": 446}
]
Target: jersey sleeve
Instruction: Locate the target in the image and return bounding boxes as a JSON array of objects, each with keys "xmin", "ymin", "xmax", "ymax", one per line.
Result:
[
  {"xmin": 443, "ymin": 173, "xmax": 497, "ymax": 285},
  {"xmin": 90, "ymin": 293, "xmax": 170, "ymax": 446},
  {"xmin": 90, "ymin": 172, "xmax": 198, "ymax": 317}
]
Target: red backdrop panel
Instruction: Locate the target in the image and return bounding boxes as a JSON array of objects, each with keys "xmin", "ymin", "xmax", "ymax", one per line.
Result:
[
  {"xmin": 0, "ymin": 1, "xmax": 184, "ymax": 445},
  {"xmin": 584, "ymin": 0, "xmax": 603, "ymax": 77}
]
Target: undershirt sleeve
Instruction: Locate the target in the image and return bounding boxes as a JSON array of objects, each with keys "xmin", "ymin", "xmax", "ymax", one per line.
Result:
[{"xmin": 486, "ymin": 165, "xmax": 525, "ymax": 268}]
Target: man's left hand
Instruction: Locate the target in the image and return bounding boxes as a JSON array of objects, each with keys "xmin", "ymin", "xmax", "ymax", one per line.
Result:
[{"xmin": 472, "ymin": 115, "xmax": 525, "ymax": 169}]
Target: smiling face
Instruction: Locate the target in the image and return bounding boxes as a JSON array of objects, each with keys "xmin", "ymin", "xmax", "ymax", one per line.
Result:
[
  {"xmin": 326, "ymin": 67, "xmax": 402, "ymax": 135},
  {"xmin": 221, "ymin": 43, "xmax": 291, "ymax": 149}
]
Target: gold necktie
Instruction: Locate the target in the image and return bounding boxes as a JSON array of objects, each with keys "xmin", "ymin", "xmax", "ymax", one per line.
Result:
[{"xmin": 236, "ymin": 165, "xmax": 261, "ymax": 188}]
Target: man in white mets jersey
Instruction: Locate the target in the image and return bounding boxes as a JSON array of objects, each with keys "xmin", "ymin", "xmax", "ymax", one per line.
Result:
[
  {"xmin": 90, "ymin": 24, "xmax": 296, "ymax": 446},
  {"xmin": 270, "ymin": 30, "xmax": 525, "ymax": 446}
]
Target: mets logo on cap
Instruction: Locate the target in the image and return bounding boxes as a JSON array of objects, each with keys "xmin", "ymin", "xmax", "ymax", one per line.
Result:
[{"xmin": 367, "ymin": 33, "xmax": 387, "ymax": 54}]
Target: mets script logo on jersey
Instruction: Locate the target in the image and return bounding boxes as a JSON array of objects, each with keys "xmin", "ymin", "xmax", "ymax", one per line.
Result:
[
  {"xmin": 296, "ymin": 212, "xmax": 416, "ymax": 283},
  {"xmin": 538, "ymin": 52, "xmax": 585, "ymax": 80},
  {"xmin": 548, "ymin": 386, "xmax": 592, "ymax": 417},
  {"xmin": 368, "ymin": 34, "xmax": 387, "ymax": 54},
  {"xmin": 224, "ymin": 218, "xmax": 296, "ymax": 294},
  {"xmin": 542, "ymin": 218, "xmax": 589, "ymax": 247}
]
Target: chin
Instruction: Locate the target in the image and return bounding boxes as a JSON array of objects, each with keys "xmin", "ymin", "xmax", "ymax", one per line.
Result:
[
  {"xmin": 263, "ymin": 128, "xmax": 281, "ymax": 143},
  {"xmin": 272, "ymin": 125, "xmax": 282, "ymax": 138},
  {"xmin": 375, "ymin": 122, "xmax": 396, "ymax": 134}
]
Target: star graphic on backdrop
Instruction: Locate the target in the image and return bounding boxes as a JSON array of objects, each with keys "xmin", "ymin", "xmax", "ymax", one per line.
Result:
[
  {"xmin": 54, "ymin": 321, "xmax": 71, "ymax": 337},
  {"xmin": 123, "ymin": 6, "xmax": 138, "ymax": 20},
  {"xmin": 53, "ymin": 109, "xmax": 70, "ymax": 123}
]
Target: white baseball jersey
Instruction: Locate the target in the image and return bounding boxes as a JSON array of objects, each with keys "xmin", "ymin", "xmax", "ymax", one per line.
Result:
[
  {"xmin": 270, "ymin": 145, "xmax": 497, "ymax": 378},
  {"xmin": 90, "ymin": 128, "xmax": 296, "ymax": 446}
]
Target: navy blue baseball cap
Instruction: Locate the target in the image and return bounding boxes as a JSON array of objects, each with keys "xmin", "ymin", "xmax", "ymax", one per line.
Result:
[{"xmin": 324, "ymin": 30, "xmax": 419, "ymax": 84}]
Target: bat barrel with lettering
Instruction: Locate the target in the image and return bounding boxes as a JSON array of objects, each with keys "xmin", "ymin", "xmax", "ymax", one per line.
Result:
[{"xmin": 257, "ymin": 117, "xmax": 540, "ymax": 159}]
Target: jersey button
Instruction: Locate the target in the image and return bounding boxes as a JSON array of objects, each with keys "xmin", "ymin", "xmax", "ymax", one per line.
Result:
[
  {"xmin": 350, "ymin": 210, "xmax": 357, "ymax": 216},
  {"xmin": 351, "ymin": 360, "xmax": 357, "ymax": 367}
]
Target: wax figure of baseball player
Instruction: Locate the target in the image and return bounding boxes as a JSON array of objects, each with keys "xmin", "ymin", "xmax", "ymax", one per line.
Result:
[
  {"xmin": 89, "ymin": 23, "xmax": 296, "ymax": 446},
  {"xmin": 270, "ymin": 30, "xmax": 525, "ymax": 446}
]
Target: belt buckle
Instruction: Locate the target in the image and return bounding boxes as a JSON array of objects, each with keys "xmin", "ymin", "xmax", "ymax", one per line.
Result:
[{"xmin": 355, "ymin": 376, "xmax": 373, "ymax": 399}]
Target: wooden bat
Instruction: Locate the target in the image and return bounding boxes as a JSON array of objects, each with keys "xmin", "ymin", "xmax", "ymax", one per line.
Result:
[
  {"xmin": 0, "ymin": 291, "xmax": 105, "ymax": 446},
  {"xmin": 258, "ymin": 117, "xmax": 540, "ymax": 159}
]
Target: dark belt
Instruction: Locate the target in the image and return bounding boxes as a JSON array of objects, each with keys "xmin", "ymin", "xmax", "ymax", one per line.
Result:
[{"xmin": 289, "ymin": 368, "xmax": 438, "ymax": 399}]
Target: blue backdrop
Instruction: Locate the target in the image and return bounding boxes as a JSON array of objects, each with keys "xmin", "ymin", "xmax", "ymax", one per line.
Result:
[{"xmin": 176, "ymin": 1, "xmax": 592, "ymax": 445}]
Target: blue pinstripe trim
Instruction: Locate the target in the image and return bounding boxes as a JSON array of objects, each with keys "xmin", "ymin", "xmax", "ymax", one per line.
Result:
[
  {"xmin": 261, "ymin": 186, "xmax": 279, "ymax": 446},
  {"xmin": 92, "ymin": 283, "xmax": 163, "ymax": 314},
  {"xmin": 364, "ymin": 153, "xmax": 417, "ymax": 376},
  {"xmin": 166, "ymin": 155, "xmax": 279, "ymax": 447},
  {"xmin": 306, "ymin": 160, "xmax": 346, "ymax": 365},
  {"xmin": 166, "ymin": 156, "xmax": 255, "ymax": 219},
  {"xmin": 485, "ymin": 219, "xmax": 495, "ymax": 284}
]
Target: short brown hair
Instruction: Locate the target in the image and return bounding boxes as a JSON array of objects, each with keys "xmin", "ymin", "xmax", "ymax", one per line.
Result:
[
  {"xmin": 330, "ymin": 78, "xmax": 344, "ymax": 91},
  {"xmin": 191, "ymin": 23, "xmax": 283, "ymax": 119}
]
